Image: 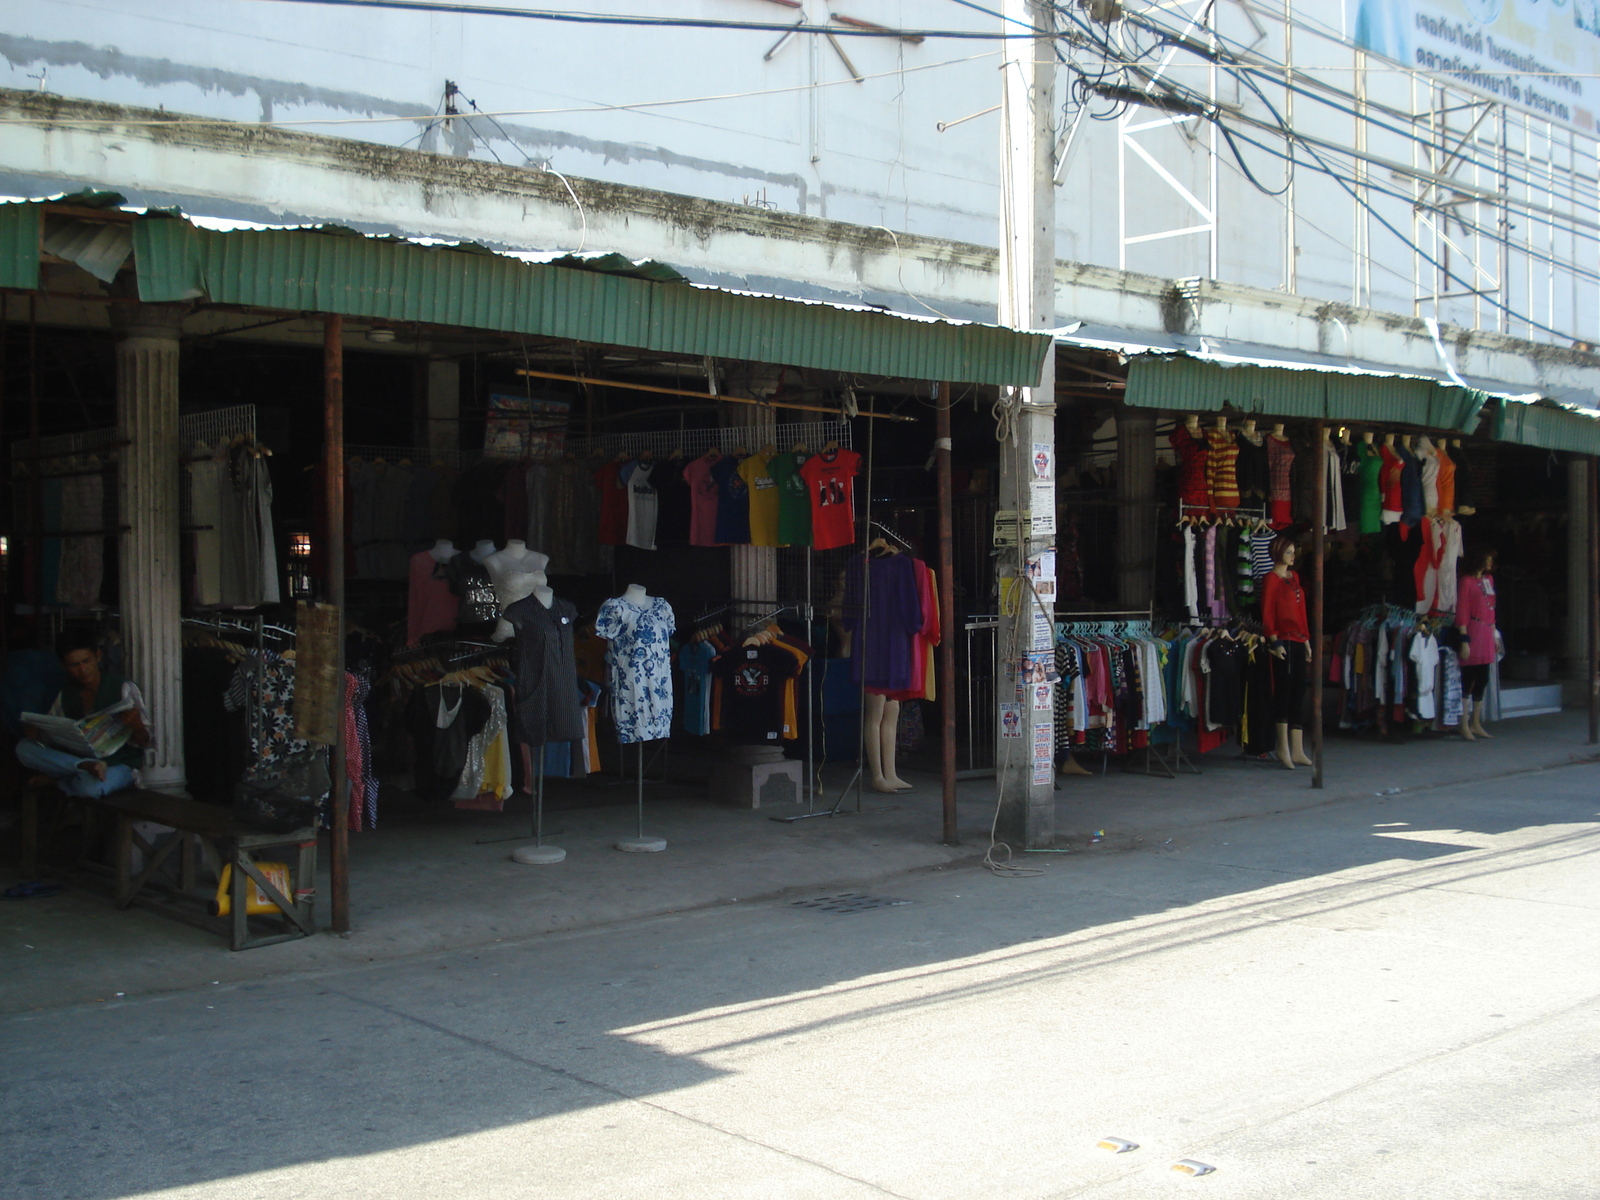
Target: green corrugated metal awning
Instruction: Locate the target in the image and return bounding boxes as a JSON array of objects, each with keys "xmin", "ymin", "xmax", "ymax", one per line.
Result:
[
  {"xmin": 127, "ymin": 217, "xmax": 1049, "ymax": 386},
  {"xmin": 0, "ymin": 201, "xmax": 41, "ymax": 290},
  {"xmin": 1493, "ymin": 399, "xmax": 1600, "ymax": 455},
  {"xmin": 1126, "ymin": 357, "xmax": 1489, "ymax": 431}
]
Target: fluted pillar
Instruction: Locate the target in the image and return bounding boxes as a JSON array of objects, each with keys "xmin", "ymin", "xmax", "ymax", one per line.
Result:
[{"xmin": 113, "ymin": 305, "xmax": 186, "ymax": 793}]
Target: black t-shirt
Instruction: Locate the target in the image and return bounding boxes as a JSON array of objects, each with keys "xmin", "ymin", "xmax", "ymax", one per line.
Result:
[{"xmin": 715, "ymin": 644, "xmax": 798, "ymax": 744}]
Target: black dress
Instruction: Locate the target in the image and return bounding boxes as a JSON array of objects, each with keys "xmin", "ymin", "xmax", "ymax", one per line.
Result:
[{"xmin": 502, "ymin": 594, "xmax": 585, "ymax": 745}]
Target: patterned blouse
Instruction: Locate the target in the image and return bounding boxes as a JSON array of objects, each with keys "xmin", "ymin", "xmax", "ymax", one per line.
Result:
[{"xmin": 595, "ymin": 594, "xmax": 677, "ymax": 743}]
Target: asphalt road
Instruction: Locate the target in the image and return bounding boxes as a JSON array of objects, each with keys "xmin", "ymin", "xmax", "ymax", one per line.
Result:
[{"xmin": 6, "ymin": 765, "xmax": 1598, "ymax": 1199}]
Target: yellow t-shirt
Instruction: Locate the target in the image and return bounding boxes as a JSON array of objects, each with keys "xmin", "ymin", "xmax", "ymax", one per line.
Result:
[{"xmin": 739, "ymin": 454, "xmax": 781, "ymax": 547}]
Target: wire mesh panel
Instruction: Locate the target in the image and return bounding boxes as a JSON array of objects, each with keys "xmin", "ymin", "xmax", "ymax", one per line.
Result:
[{"xmin": 179, "ymin": 405, "xmax": 256, "ymax": 447}]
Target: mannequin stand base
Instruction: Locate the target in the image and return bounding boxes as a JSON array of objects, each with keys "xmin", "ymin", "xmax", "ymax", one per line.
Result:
[
  {"xmin": 616, "ymin": 836, "xmax": 667, "ymax": 853},
  {"xmin": 511, "ymin": 844, "xmax": 566, "ymax": 865}
]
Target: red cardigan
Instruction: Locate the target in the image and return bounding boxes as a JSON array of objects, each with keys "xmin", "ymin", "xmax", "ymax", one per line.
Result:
[{"xmin": 1261, "ymin": 569, "xmax": 1309, "ymax": 642}]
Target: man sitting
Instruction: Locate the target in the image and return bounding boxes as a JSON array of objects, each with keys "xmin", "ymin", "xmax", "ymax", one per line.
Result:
[{"xmin": 17, "ymin": 632, "xmax": 151, "ymax": 798}]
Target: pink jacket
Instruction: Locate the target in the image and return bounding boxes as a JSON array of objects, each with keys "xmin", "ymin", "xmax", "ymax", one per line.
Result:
[{"xmin": 1457, "ymin": 574, "xmax": 1497, "ymax": 665}]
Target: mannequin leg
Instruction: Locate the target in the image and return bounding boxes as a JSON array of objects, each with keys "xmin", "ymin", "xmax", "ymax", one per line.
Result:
[
  {"xmin": 864, "ymin": 694, "xmax": 897, "ymax": 792},
  {"xmin": 878, "ymin": 699, "xmax": 912, "ymax": 789},
  {"xmin": 1459, "ymin": 698, "xmax": 1476, "ymax": 740},
  {"xmin": 1289, "ymin": 727, "xmax": 1314, "ymax": 767},
  {"xmin": 1058, "ymin": 754, "xmax": 1092, "ymax": 777},
  {"xmin": 1274, "ymin": 722, "xmax": 1295, "ymax": 769}
]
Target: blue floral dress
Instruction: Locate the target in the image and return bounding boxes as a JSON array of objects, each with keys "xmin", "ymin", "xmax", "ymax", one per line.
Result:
[{"xmin": 595, "ymin": 595, "xmax": 677, "ymax": 743}]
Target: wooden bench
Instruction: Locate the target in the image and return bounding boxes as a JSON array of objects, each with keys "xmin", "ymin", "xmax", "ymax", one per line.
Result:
[{"xmin": 20, "ymin": 785, "xmax": 318, "ymax": 951}]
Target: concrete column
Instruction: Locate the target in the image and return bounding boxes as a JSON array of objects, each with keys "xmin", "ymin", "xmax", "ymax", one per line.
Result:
[
  {"xmin": 424, "ymin": 359, "xmax": 460, "ymax": 453},
  {"xmin": 1566, "ymin": 457, "xmax": 1589, "ymax": 684},
  {"xmin": 1116, "ymin": 412, "xmax": 1157, "ymax": 609},
  {"xmin": 112, "ymin": 305, "xmax": 186, "ymax": 793}
]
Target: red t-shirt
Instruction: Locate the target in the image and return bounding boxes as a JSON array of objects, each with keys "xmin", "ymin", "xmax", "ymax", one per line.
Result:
[
  {"xmin": 594, "ymin": 460, "xmax": 628, "ymax": 546},
  {"xmin": 798, "ymin": 447, "xmax": 862, "ymax": 551}
]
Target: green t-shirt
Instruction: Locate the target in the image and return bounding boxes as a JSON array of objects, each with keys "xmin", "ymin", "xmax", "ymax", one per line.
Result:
[{"xmin": 768, "ymin": 452, "xmax": 812, "ymax": 547}]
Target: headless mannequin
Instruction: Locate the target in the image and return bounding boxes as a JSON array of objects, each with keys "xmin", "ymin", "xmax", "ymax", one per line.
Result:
[
  {"xmin": 469, "ymin": 539, "xmax": 497, "ymax": 564},
  {"xmin": 429, "ymin": 539, "xmax": 457, "ymax": 563},
  {"xmin": 485, "ymin": 539, "xmax": 546, "ymax": 583},
  {"xmin": 1185, "ymin": 414, "xmax": 1202, "ymax": 435},
  {"xmin": 1241, "ymin": 418, "xmax": 1262, "ymax": 446},
  {"xmin": 620, "ymin": 583, "xmax": 650, "ymax": 608},
  {"xmin": 1269, "ymin": 542, "xmax": 1316, "ymax": 771},
  {"xmin": 1272, "ymin": 423, "xmax": 1286, "ymax": 438},
  {"xmin": 859, "ymin": 543, "xmax": 912, "ymax": 793},
  {"xmin": 1363, "ymin": 431, "xmax": 1375, "ymax": 445},
  {"xmin": 491, "ymin": 570, "xmax": 548, "ymax": 642}
]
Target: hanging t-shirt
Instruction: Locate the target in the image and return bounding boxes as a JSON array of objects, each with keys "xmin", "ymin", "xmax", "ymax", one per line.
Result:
[
  {"xmin": 653, "ymin": 455, "xmax": 692, "ymax": 545},
  {"xmin": 593, "ymin": 460, "xmax": 628, "ymax": 546},
  {"xmin": 621, "ymin": 459, "xmax": 659, "ymax": 550},
  {"xmin": 768, "ymin": 451, "xmax": 811, "ymax": 547},
  {"xmin": 711, "ymin": 454, "xmax": 751, "ymax": 545},
  {"xmin": 683, "ymin": 452, "xmax": 721, "ymax": 547},
  {"xmin": 738, "ymin": 453, "xmax": 780, "ymax": 548},
  {"xmin": 715, "ymin": 644, "xmax": 799, "ymax": 744},
  {"xmin": 798, "ymin": 446, "xmax": 862, "ymax": 551},
  {"xmin": 677, "ymin": 639, "xmax": 718, "ymax": 736}
]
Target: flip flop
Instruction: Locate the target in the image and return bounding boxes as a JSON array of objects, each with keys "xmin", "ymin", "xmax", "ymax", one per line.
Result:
[{"xmin": 3, "ymin": 881, "xmax": 66, "ymax": 900}]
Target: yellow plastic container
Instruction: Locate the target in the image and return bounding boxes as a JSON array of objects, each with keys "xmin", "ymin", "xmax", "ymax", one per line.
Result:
[{"xmin": 213, "ymin": 861, "xmax": 291, "ymax": 916}]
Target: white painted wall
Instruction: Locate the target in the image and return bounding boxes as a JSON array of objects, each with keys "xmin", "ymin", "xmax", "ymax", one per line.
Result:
[{"xmin": 2, "ymin": 1, "xmax": 1596, "ymax": 346}]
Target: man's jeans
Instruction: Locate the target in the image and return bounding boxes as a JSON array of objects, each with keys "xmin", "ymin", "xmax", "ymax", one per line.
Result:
[{"xmin": 16, "ymin": 739, "xmax": 134, "ymax": 798}]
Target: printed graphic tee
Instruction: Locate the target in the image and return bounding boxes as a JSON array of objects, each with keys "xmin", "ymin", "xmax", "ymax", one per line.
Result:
[
  {"xmin": 715, "ymin": 644, "xmax": 799, "ymax": 744},
  {"xmin": 712, "ymin": 454, "xmax": 751, "ymax": 545},
  {"xmin": 683, "ymin": 452, "xmax": 721, "ymax": 547},
  {"xmin": 620, "ymin": 459, "xmax": 658, "ymax": 550},
  {"xmin": 798, "ymin": 446, "xmax": 862, "ymax": 551},
  {"xmin": 738, "ymin": 453, "xmax": 780, "ymax": 547}
]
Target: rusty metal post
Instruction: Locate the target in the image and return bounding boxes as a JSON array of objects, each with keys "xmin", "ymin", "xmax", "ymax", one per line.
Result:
[
  {"xmin": 324, "ymin": 315, "xmax": 350, "ymax": 933},
  {"xmin": 1589, "ymin": 455, "xmax": 1598, "ymax": 744},
  {"xmin": 935, "ymin": 383, "xmax": 959, "ymax": 844},
  {"xmin": 1310, "ymin": 420, "xmax": 1327, "ymax": 789}
]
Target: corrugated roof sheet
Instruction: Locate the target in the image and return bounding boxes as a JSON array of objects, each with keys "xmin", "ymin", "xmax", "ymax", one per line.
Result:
[
  {"xmin": 1495, "ymin": 397, "xmax": 1600, "ymax": 455},
  {"xmin": 0, "ymin": 201, "xmax": 40, "ymax": 291},
  {"xmin": 1125, "ymin": 357, "xmax": 1490, "ymax": 431},
  {"xmin": 127, "ymin": 216, "xmax": 1047, "ymax": 386}
]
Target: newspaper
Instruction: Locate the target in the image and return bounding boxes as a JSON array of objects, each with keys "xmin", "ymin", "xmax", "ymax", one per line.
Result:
[{"xmin": 21, "ymin": 698, "xmax": 137, "ymax": 760}]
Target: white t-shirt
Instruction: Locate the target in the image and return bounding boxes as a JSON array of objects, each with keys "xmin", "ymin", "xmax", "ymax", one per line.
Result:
[
  {"xmin": 622, "ymin": 460, "xmax": 658, "ymax": 551},
  {"xmin": 1409, "ymin": 632, "xmax": 1440, "ymax": 720}
]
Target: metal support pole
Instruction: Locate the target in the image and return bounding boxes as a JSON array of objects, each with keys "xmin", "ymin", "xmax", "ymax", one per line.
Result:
[
  {"xmin": 1589, "ymin": 455, "xmax": 1598, "ymax": 744},
  {"xmin": 1310, "ymin": 420, "xmax": 1327, "ymax": 789},
  {"xmin": 323, "ymin": 314, "xmax": 350, "ymax": 933},
  {"xmin": 935, "ymin": 382, "xmax": 959, "ymax": 845}
]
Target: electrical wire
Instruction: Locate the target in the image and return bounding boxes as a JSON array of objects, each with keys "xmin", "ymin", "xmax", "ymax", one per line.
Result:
[
  {"xmin": 241, "ymin": 0, "xmax": 1019, "ymax": 39},
  {"xmin": 0, "ymin": 49, "xmax": 1000, "ymax": 130}
]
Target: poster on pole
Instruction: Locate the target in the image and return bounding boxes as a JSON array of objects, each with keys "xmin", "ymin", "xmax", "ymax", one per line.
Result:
[
  {"xmin": 1000, "ymin": 704, "xmax": 1023, "ymax": 738},
  {"xmin": 1350, "ymin": 0, "xmax": 1600, "ymax": 137}
]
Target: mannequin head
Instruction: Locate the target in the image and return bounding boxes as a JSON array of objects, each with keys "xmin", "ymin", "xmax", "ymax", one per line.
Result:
[
  {"xmin": 1467, "ymin": 549, "xmax": 1495, "ymax": 576},
  {"xmin": 1270, "ymin": 535, "xmax": 1298, "ymax": 571}
]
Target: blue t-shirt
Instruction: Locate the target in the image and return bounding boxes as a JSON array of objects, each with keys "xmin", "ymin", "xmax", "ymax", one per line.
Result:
[{"xmin": 711, "ymin": 455, "xmax": 751, "ymax": 544}]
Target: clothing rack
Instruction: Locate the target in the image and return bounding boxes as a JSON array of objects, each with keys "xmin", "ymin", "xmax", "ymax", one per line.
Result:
[
  {"xmin": 569, "ymin": 418, "xmax": 852, "ymax": 461},
  {"xmin": 1177, "ymin": 503, "xmax": 1270, "ymax": 523},
  {"xmin": 344, "ymin": 444, "xmax": 482, "ymax": 468},
  {"xmin": 180, "ymin": 405, "xmax": 257, "ymax": 448}
]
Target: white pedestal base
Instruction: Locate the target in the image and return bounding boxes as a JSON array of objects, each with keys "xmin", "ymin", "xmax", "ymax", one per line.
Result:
[
  {"xmin": 511, "ymin": 844, "xmax": 566, "ymax": 865},
  {"xmin": 616, "ymin": 836, "xmax": 667, "ymax": 853}
]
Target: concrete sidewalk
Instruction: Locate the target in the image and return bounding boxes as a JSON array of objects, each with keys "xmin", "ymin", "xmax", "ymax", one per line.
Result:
[{"xmin": 2, "ymin": 710, "xmax": 1595, "ymax": 1016}]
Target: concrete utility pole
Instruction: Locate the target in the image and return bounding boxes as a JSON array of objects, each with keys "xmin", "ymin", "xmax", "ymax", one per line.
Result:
[{"xmin": 994, "ymin": 0, "xmax": 1058, "ymax": 849}]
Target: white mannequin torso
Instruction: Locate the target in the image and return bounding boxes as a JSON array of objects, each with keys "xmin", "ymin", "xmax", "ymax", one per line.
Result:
[
  {"xmin": 469, "ymin": 539, "xmax": 498, "ymax": 564},
  {"xmin": 491, "ymin": 570, "xmax": 550, "ymax": 641},
  {"xmin": 620, "ymin": 584, "xmax": 650, "ymax": 608},
  {"xmin": 428, "ymin": 539, "xmax": 457, "ymax": 562}
]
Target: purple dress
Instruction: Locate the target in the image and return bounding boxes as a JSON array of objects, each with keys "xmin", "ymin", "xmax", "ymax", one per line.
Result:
[{"xmin": 844, "ymin": 553, "xmax": 923, "ymax": 693}]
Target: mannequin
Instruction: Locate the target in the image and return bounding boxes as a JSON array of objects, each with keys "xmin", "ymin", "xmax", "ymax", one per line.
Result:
[
  {"xmin": 1241, "ymin": 418, "xmax": 1261, "ymax": 443},
  {"xmin": 484, "ymin": 539, "xmax": 546, "ymax": 583},
  {"xmin": 1415, "ymin": 435, "xmax": 1439, "ymax": 516},
  {"xmin": 469, "ymin": 539, "xmax": 497, "ymax": 564},
  {"xmin": 491, "ymin": 570, "xmax": 547, "ymax": 642},
  {"xmin": 1362, "ymin": 431, "xmax": 1374, "ymax": 444},
  {"xmin": 1185, "ymin": 414, "xmax": 1202, "ymax": 435},
  {"xmin": 429, "ymin": 539, "xmax": 456, "ymax": 562},
  {"xmin": 1457, "ymin": 549, "xmax": 1498, "ymax": 740},
  {"xmin": 620, "ymin": 583, "xmax": 650, "ymax": 608},
  {"xmin": 1261, "ymin": 536, "xmax": 1315, "ymax": 770},
  {"xmin": 1272, "ymin": 423, "xmax": 1286, "ymax": 437},
  {"xmin": 408, "ymin": 539, "xmax": 462, "ymax": 646},
  {"xmin": 864, "ymin": 693, "xmax": 911, "ymax": 792},
  {"xmin": 595, "ymin": 584, "xmax": 673, "ymax": 852}
]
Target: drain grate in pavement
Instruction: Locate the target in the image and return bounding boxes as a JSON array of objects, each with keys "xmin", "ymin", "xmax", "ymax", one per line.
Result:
[{"xmin": 791, "ymin": 892, "xmax": 912, "ymax": 914}]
